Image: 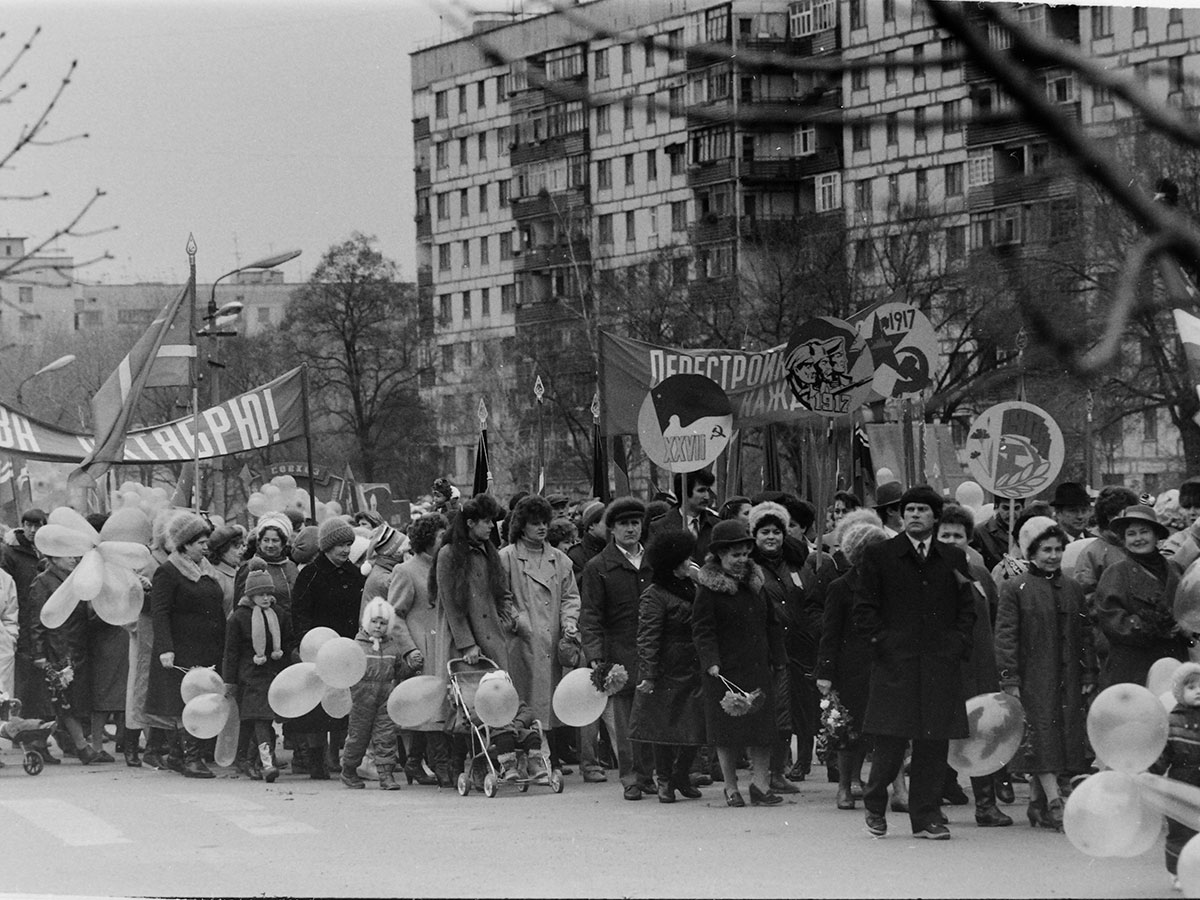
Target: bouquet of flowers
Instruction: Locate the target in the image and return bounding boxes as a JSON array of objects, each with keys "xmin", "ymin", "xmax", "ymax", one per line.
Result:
[
  {"xmin": 590, "ymin": 661, "xmax": 629, "ymax": 696},
  {"xmin": 820, "ymin": 689, "xmax": 859, "ymax": 750},
  {"xmin": 714, "ymin": 674, "xmax": 764, "ymax": 717}
]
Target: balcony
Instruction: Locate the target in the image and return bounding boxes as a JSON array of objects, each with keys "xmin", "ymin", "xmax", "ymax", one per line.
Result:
[
  {"xmin": 687, "ymin": 276, "xmax": 738, "ymax": 306},
  {"xmin": 689, "ymin": 215, "xmax": 738, "ymax": 244},
  {"xmin": 415, "ymin": 166, "xmax": 430, "ymax": 189},
  {"xmin": 687, "ymin": 159, "xmax": 734, "ymax": 188},
  {"xmin": 412, "ymin": 116, "xmax": 430, "ymax": 140},
  {"xmin": 967, "ymin": 102, "xmax": 1080, "ymax": 147},
  {"xmin": 687, "ymin": 89, "xmax": 843, "ymax": 129},
  {"xmin": 687, "ymin": 39, "xmax": 732, "ymax": 71},
  {"xmin": 968, "ymin": 170, "xmax": 1080, "ymax": 210},
  {"xmin": 510, "ymin": 131, "xmax": 587, "ymax": 166},
  {"xmin": 741, "ymin": 147, "xmax": 842, "ymax": 182},
  {"xmin": 511, "ymin": 186, "xmax": 589, "ymax": 221},
  {"xmin": 417, "ymin": 266, "xmax": 433, "ymax": 288},
  {"xmin": 742, "ymin": 212, "xmax": 845, "ymax": 244},
  {"xmin": 513, "ymin": 239, "xmax": 591, "ymax": 272},
  {"xmin": 415, "ymin": 214, "xmax": 431, "ymax": 240}
]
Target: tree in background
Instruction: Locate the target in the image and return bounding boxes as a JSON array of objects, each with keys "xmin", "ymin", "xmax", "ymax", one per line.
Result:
[{"xmin": 280, "ymin": 233, "xmax": 437, "ymax": 496}]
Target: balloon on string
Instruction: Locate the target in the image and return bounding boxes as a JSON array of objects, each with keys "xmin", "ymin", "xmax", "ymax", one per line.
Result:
[
  {"xmin": 99, "ymin": 508, "xmax": 153, "ymax": 546},
  {"xmin": 268, "ymin": 662, "xmax": 326, "ymax": 718},
  {"xmin": 272, "ymin": 475, "xmax": 298, "ymax": 492},
  {"xmin": 1064, "ymin": 771, "xmax": 1161, "ymax": 858},
  {"xmin": 182, "ymin": 692, "xmax": 231, "ymax": 740},
  {"xmin": 1088, "ymin": 683, "xmax": 1169, "ymax": 774},
  {"xmin": 325, "ymin": 501, "xmax": 343, "ymax": 517},
  {"xmin": 246, "ymin": 492, "xmax": 269, "ymax": 518},
  {"xmin": 48, "ymin": 507, "xmax": 100, "ymax": 542},
  {"xmin": 214, "ymin": 696, "xmax": 240, "ymax": 767},
  {"xmin": 876, "ymin": 467, "xmax": 895, "ymax": 484},
  {"xmin": 947, "ymin": 692, "xmax": 1025, "ymax": 777},
  {"xmin": 90, "ymin": 568, "xmax": 142, "ymax": 626},
  {"xmin": 180, "ymin": 666, "xmax": 226, "ymax": 703},
  {"xmin": 387, "ymin": 676, "xmax": 448, "ymax": 728},
  {"xmin": 320, "ymin": 686, "xmax": 353, "ymax": 718},
  {"xmin": 954, "ymin": 481, "xmax": 984, "ymax": 511},
  {"xmin": 1148, "ymin": 658, "xmax": 1185, "ymax": 699},
  {"xmin": 34, "ymin": 523, "xmax": 97, "ymax": 558},
  {"xmin": 71, "ymin": 550, "xmax": 106, "ymax": 602},
  {"xmin": 1061, "ymin": 537, "xmax": 1095, "ymax": 580},
  {"xmin": 299, "ymin": 626, "xmax": 339, "ymax": 664},
  {"xmin": 552, "ymin": 667, "xmax": 608, "ymax": 727},
  {"xmin": 315, "ymin": 637, "xmax": 367, "ymax": 690},
  {"xmin": 475, "ymin": 671, "xmax": 520, "ymax": 727},
  {"xmin": 1179, "ymin": 835, "xmax": 1200, "ymax": 897}
]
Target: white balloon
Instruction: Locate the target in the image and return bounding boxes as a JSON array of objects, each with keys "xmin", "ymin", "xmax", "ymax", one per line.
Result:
[
  {"xmin": 72, "ymin": 550, "xmax": 106, "ymax": 602},
  {"xmin": 34, "ymin": 523, "xmax": 97, "ymax": 558},
  {"xmin": 47, "ymin": 507, "xmax": 99, "ymax": 543}
]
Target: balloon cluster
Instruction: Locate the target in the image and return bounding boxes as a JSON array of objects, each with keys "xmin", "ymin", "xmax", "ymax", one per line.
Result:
[
  {"xmin": 110, "ymin": 480, "xmax": 172, "ymax": 517},
  {"xmin": 179, "ymin": 667, "xmax": 239, "ymax": 766},
  {"xmin": 267, "ymin": 628, "xmax": 367, "ymax": 720},
  {"xmin": 953, "ymin": 480, "xmax": 994, "ymax": 527},
  {"xmin": 35, "ymin": 507, "xmax": 154, "ymax": 628},
  {"xmin": 246, "ymin": 474, "xmax": 342, "ymax": 524}
]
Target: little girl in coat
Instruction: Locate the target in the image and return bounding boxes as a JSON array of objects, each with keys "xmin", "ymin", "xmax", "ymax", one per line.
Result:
[
  {"xmin": 1153, "ymin": 662, "xmax": 1200, "ymax": 889},
  {"xmin": 222, "ymin": 561, "xmax": 291, "ymax": 783},
  {"xmin": 341, "ymin": 598, "xmax": 408, "ymax": 791}
]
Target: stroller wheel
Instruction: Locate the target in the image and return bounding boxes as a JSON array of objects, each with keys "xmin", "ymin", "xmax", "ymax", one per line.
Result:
[
  {"xmin": 518, "ymin": 780, "xmax": 529, "ymax": 793},
  {"xmin": 23, "ymin": 750, "xmax": 44, "ymax": 776},
  {"xmin": 457, "ymin": 772, "xmax": 470, "ymax": 796},
  {"xmin": 483, "ymin": 773, "xmax": 498, "ymax": 798},
  {"xmin": 550, "ymin": 771, "xmax": 564, "ymax": 794}
]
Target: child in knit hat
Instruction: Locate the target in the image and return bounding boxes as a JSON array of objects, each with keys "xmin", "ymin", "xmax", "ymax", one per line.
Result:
[
  {"xmin": 341, "ymin": 597, "xmax": 408, "ymax": 791},
  {"xmin": 222, "ymin": 560, "xmax": 291, "ymax": 783},
  {"xmin": 1153, "ymin": 662, "xmax": 1200, "ymax": 889}
]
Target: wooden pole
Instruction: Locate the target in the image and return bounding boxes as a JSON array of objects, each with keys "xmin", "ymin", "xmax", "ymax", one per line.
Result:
[{"xmin": 301, "ymin": 364, "xmax": 318, "ymax": 523}]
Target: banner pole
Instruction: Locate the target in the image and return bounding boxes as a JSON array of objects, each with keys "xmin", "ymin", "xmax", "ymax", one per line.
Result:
[
  {"xmin": 301, "ymin": 363, "xmax": 318, "ymax": 523},
  {"xmin": 189, "ymin": 241, "xmax": 201, "ymax": 512}
]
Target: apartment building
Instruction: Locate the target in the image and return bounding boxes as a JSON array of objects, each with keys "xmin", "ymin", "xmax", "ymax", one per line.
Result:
[{"xmin": 412, "ymin": 0, "xmax": 1198, "ymax": 497}]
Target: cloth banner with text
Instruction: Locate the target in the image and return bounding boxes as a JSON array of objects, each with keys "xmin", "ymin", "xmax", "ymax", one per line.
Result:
[{"xmin": 0, "ymin": 367, "xmax": 305, "ymax": 464}]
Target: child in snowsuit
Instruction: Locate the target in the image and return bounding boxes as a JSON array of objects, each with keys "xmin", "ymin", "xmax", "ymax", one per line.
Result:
[
  {"xmin": 341, "ymin": 598, "xmax": 406, "ymax": 790},
  {"xmin": 1154, "ymin": 662, "xmax": 1200, "ymax": 889},
  {"xmin": 492, "ymin": 697, "xmax": 548, "ymax": 784},
  {"xmin": 222, "ymin": 561, "xmax": 291, "ymax": 783}
]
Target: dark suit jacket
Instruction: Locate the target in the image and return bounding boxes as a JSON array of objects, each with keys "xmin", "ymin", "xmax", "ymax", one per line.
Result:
[
  {"xmin": 648, "ymin": 507, "xmax": 719, "ymax": 563},
  {"xmin": 853, "ymin": 533, "xmax": 975, "ymax": 740},
  {"xmin": 579, "ymin": 541, "xmax": 653, "ymax": 697}
]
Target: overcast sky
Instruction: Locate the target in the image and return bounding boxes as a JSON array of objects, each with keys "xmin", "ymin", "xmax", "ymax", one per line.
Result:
[{"xmin": 3, "ymin": 0, "xmax": 512, "ymax": 285}]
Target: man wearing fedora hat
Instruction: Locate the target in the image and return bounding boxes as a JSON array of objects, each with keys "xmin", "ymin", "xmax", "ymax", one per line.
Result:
[
  {"xmin": 1051, "ymin": 482, "xmax": 1093, "ymax": 542},
  {"xmin": 872, "ymin": 481, "xmax": 904, "ymax": 536}
]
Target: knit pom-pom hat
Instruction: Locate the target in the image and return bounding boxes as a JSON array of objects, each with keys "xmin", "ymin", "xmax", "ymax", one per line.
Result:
[
  {"xmin": 1172, "ymin": 662, "xmax": 1200, "ymax": 704},
  {"xmin": 242, "ymin": 558, "xmax": 276, "ymax": 600}
]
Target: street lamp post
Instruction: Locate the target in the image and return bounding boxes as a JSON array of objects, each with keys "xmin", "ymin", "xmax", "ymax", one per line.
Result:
[{"xmin": 16, "ymin": 354, "xmax": 77, "ymax": 408}]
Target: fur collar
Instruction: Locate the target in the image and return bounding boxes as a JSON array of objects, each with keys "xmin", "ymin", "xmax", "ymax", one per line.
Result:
[
  {"xmin": 168, "ymin": 551, "xmax": 217, "ymax": 583},
  {"xmin": 697, "ymin": 560, "xmax": 764, "ymax": 595}
]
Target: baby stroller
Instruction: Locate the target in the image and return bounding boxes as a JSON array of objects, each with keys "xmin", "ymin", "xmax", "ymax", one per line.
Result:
[
  {"xmin": 447, "ymin": 656, "xmax": 563, "ymax": 798},
  {"xmin": 0, "ymin": 694, "xmax": 55, "ymax": 775}
]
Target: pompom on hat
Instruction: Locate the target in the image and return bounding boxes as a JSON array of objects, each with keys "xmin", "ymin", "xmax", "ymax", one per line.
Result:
[
  {"xmin": 242, "ymin": 558, "xmax": 276, "ymax": 600},
  {"xmin": 317, "ymin": 515, "xmax": 356, "ymax": 553}
]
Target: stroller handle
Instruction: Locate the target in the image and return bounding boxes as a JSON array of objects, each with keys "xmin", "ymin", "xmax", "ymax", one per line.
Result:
[{"xmin": 446, "ymin": 655, "xmax": 501, "ymax": 675}]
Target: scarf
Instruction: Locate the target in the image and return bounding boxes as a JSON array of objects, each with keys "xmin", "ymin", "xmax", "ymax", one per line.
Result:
[
  {"xmin": 168, "ymin": 551, "xmax": 217, "ymax": 583},
  {"xmin": 1132, "ymin": 550, "xmax": 1169, "ymax": 585},
  {"xmin": 239, "ymin": 596, "xmax": 283, "ymax": 665}
]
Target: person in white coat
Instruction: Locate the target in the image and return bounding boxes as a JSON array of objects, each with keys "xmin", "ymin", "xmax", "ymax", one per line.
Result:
[{"xmin": 0, "ymin": 567, "xmax": 17, "ymax": 696}]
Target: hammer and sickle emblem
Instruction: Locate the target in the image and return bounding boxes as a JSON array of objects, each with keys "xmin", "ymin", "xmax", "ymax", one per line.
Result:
[{"xmin": 710, "ymin": 425, "xmax": 726, "ymax": 440}]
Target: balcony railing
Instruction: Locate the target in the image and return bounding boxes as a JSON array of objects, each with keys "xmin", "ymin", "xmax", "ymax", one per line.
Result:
[
  {"xmin": 689, "ymin": 215, "xmax": 738, "ymax": 243},
  {"xmin": 687, "ymin": 159, "xmax": 735, "ymax": 188},
  {"xmin": 968, "ymin": 169, "xmax": 1080, "ymax": 209},
  {"xmin": 686, "ymin": 39, "xmax": 733, "ymax": 71},
  {"xmin": 413, "ymin": 116, "xmax": 430, "ymax": 140},
  {"xmin": 741, "ymin": 147, "xmax": 842, "ymax": 181},
  {"xmin": 417, "ymin": 267, "xmax": 433, "ymax": 288},
  {"xmin": 511, "ymin": 186, "xmax": 589, "ymax": 220},
  {"xmin": 415, "ymin": 166, "xmax": 430, "ymax": 189},
  {"xmin": 967, "ymin": 103, "xmax": 1080, "ymax": 147},
  {"xmin": 415, "ymin": 214, "xmax": 431, "ymax": 240},
  {"xmin": 510, "ymin": 131, "xmax": 587, "ymax": 166},
  {"xmin": 513, "ymin": 239, "xmax": 591, "ymax": 272}
]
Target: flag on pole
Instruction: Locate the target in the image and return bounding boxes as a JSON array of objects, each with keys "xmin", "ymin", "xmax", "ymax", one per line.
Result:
[
  {"xmin": 74, "ymin": 282, "xmax": 194, "ymax": 481},
  {"xmin": 1173, "ymin": 308, "xmax": 1200, "ymax": 424},
  {"xmin": 0, "ymin": 456, "xmax": 14, "ymax": 517},
  {"xmin": 472, "ymin": 399, "xmax": 491, "ymax": 497},
  {"xmin": 590, "ymin": 392, "xmax": 609, "ymax": 502},
  {"xmin": 341, "ymin": 462, "xmax": 364, "ymax": 513},
  {"xmin": 611, "ymin": 435, "xmax": 630, "ymax": 498},
  {"xmin": 14, "ymin": 457, "xmax": 32, "ymax": 508}
]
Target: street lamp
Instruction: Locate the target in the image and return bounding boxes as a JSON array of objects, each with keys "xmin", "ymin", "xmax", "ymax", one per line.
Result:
[
  {"xmin": 206, "ymin": 248, "xmax": 301, "ymax": 320},
  {"xmin": 17, "ymin": 353, "xmax": 76, "ymax": 407}
]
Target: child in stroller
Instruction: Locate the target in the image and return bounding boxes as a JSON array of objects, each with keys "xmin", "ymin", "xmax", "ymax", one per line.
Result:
[{"xmin": 0, "ymin": 693, "xmax": 57, "ymax": 774}]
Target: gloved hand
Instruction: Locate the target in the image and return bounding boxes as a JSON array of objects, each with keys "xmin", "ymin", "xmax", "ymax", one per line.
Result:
[{"xmin": 636, "ymin": 679, "xmax": 655, "ymax": 694}]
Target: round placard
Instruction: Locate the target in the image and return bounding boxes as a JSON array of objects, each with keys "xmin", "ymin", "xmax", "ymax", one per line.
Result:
[
  {"xmin": 637, "ymin": 374, "xmax": 733, "ymax": 473},
  {"xmin": 857, "ymin": 302, "xmax": 939, "ymax": 397},
  {"xmin": 965, "ymin": 401, "xmax": 1064, "ymax": 500},
  {"xmin": 783, "ymin": 316, "xmax": 874, "ymax": 417}
]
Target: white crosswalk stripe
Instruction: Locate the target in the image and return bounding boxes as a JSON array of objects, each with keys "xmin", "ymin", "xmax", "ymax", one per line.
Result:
[
  {"xmin": 164, "ymin": 792, "xmax": 318, "ymax": 836},
  {"xmin": 0, "ymin": 799, "xmax": 131, "ymax": 846}
]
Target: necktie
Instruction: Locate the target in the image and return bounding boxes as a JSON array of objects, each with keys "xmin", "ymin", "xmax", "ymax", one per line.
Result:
[
  {"xmin": 917, "ymin": 541, "xmax": 926, "ymax": 561},
  {"xmin": 689, "ymin": 516, "xmax": 699, "ymax": 537}
]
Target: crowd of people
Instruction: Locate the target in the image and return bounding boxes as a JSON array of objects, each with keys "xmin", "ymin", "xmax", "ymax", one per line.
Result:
[{"xmin": 2, "ymin": 473, "xmax": 1200, "ymax": 865}]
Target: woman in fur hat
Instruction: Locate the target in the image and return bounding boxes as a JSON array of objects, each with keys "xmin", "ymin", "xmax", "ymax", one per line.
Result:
[
  {"xmin": 234, "ymin": 514, "xmax": 298, "ymax": 616},
  {"xmin": 994, "ymin": 516, "xmax": 1096, "ymax": 831},
  {"xmin": 207, "ymin": 525, "xmax": 247, "ymax": 619},
  {"xmin": 692, "ymin": 518, "xmax": 787, "ymax": 807}
]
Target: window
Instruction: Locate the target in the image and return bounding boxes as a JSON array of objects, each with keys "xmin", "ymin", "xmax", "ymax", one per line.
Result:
[
  {"xmin": 791, "ymin": 0, "xmax": 836, "ymax": 37},
  {"xmin": 649, "ymin": 206, "xmax": 658, "ymax": 234},
  {"xmin": 885, "ymin": 112, "xmax": 898, "ymax": 146},
  {"xmin": 646, "ymin": 92, "xmax": 656, "ymax": 125},
  {"xmin": 672, "ymin": 256, "xmax": 689, "ymax": 284},
  {"xmin": 854, "ymin": 179, "xmax": 872, "ymax": 214},
  {"xmin": 646, "ymin": 149, "xmax": 658, "ymax": 181},
  {"xmin": 914, "ymin": 107, "xmax": 926, "ymax": 142},
  {"xmin": 596, "ymin": 105, "xmax": 611, "ymax": 134},
  {"xmin": 912, "ymin": 45, "xmax": 925, "ymax": 80},
  {"xmin": 1094, "ymin": 84, "xmax": 1112, "ymax": 106},
  {"xmin": 883, "ymin": 0, "xmax": 894, "ymax": 22},
  {"xmin": 457, "ymin": 85, "xmax": 467, "ymax": 114},
  {"xmin": 852, "ymin": 122, "xmax": 870, "ymax": 151},
  {"xmin": 480, "ymin": 235, "xmax": 490, "ymax": 266},
  {"xmin": 438, "ymin": 244, "xmax": 451, "ymax": 271},
  {"xmin": 995, "ymin": 207, "xmax": 1022, "ymax": 245},
  {"xmin": 498, "ymin": 232, "xmax": 512, "ymax": 260},
  {"xmin": 458, "ymin": 137, "xmax": 468, "ymax": 167},
  {"xmin": 545, "ymin": 46, "xmax": 583, "ymax": 81},
  {"xmin": 668, "ymin": 87, "xmax": 684, "ymax": 118},
  {"xmin": 438, "ymin": 295, "xmax": 452, "ymax": 326},
  {"xmin": 816, "ymin": 172, "xmax": 842, "ymax": 212},
  {"xmin": 435, "ymin": 142, "xmax": 448, "ymax": 169},
  {"xmin": 915, "ymin": 169, "xmax": 928, "ymax": 204},
  {"xmin": 946, "ymin": 225, "xmax": 966, "ymax": 262},
  {"xmin": 1091, "ymin": 6, "xmax": 1112, "ymax": 37},
  {"xmin": 622, "ymin": 44, "xmax": 632, "ymax": 73},
  {"xmin": 1045, "ymin": 72, "xmax": 1077, "ymax": 104},
  {"xmin": 459, "ymin": 189, "xmax": 469, "ymax": 217},
  {"xmin": 668, "ymin": 144, "xmax": 686, "ymax": 175},
  {"xmin": 436, "ymin": 193, "xmax": 449, "ymax": 220},
  {"xmin": 945, "ymin": 162, "xmax": 964, "ymax": 197},
  {"xmin": 500, "ymin": 283, "xmax": 515, "ymax": 313},
  {"xmin": 1170, "ymin": 56, "xmax": 1185, "ymax": 95},
  {"xmin": 941, "ymin": 37, "xmax": 960, "ymax": 72},
  {"xmin": 794, "ymin": 125, "xmax": 815, "ymax": 155},
  {"xmin": 705, "ymin": 8, "xmax": 729, "ymax": 42},
  {"xmin": 479, "ymin": 287, "xmax": 490, "ymax": 318},
  {"xmin": 623, "ymin": 97, "xmax": 634, "ymax": 131},
  {"xmin": 594, "ymin": 48, "xmax": 609, "ymax": 79},
  {"xmin": 1134, "ymin": 7, "xmax": 1148, "ymax": 30},
  {"xmin": 987, "ymin": 20, "xmax": 1012, "ymax": 50},
  {"xmin": 477, "ymin": 81, "xmax": 486, "ymax": 108},
  {"xmin": 598, "ymin": 214, "xmax": 613, "ymax": 244},
  {"xmin": 851, "ymin": 64, "xmax": 867, "ymax": 91},
  {"xmin": 855, "ymin": 239, "xmax": 874, "ymax": 271},
  {"xmin": 887, "ymin": 173, "xmax": 900, "ymax": 208},
  {"xmin": 1171, "ymin": 8, "xmax": 1183, "ymax": 24},
  {"xmin": 597, "ymin": 158, "xmax": 612, "ymax": 189},
  {"xmin": 667, "ymin": 29, "xmax": 683, "ymax": 62},
  {"xmin": 943, "ymin": 99, "xmax": 963, "ymax": 133},
  {"xmin": 461, "ymin": 240, "xmax": 470, "ymax": 268},
  {"xmin": 499, "ymin": 180, "xmax": 511, "ymax": 206},
  {"xmin": 478, "ymin": 131, "xmax": 487, "ymax": 161},
  {"xmin": 1143, "ymin": 408, "xmax": 1158, "ymax": 442},
  {"xmin": 643, "ymin": 36, "xmax": 656, "ymax": 69},
  {"xmin": 496, "ymin": 72, "xmax": 510, "ymax": 97},
  {"xmin": 625, "ymin": 210, "xmax": 636, "ymax": 243},
  {"xmin": 691, "ymin": 126, "xmax": 730, "ymax": 163},
  {"xmin": 625, "ymin": 154, "xmax": 635, "ymax": 186},
  {"xmin": 440, "ymin": 344, "xmax": 454, "ymax": 370},
  {"xmin": 849, "ymin": 0, "xmax": 863, "ymax": 30},
  {"xmin": 884, "ymin": 51, "xmax": 896, "ymax": 84},
  {"xmin": 672, "ymin": 200, "xmax": 688, "ymax": 231},
  {"xmin": 968, "ymin": 149, "xmax": 994, "ymax": 187},
  {"xmin": 478, "ymin": 184, "xmax": 489, "ymax": 214},
  {"xmin": 435, "ymin": 90, "xmax": 448, "ymax": 118},
  {"xmin": 567, "ymin": 154, "xmax": 587, "ymax": 188}
]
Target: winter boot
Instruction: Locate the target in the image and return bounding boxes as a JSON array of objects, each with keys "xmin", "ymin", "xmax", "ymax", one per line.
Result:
[
  {"xmin": 252, "ymin": 742, "xmax": 273, "ymax": 783},
  {"xmin": 181, "ymin": 732, "xmax": 215, "ymax": 779},
  {"xmin": 405, "ymin": 758, "xmax": 438, "ymax": 785},
  {"xmin": 123, "ymin": 728, "xmax": 142, "ymax": 767},
  {"xmin": 340, "ymin": 764, "xmax": 365, "ymax": 789},
  {"xmin": 141, "ymin": 728, "xmax": 167, "ymax": 770},
  {"xmin": 166, "ymin": 729, "xmax": 186, "ymax": 774},
  {"xmin": 289, "ymin": 744, "xmax": 311, "ymax": 776},
  {"xmin": 836, "ymin": 751, "xmax": 855, "ymax": 810},
  {"xmin": 526, "ymin": 751, "xmax": 550, "ymax": 785},
  {"xmin": 972, "ymin": 776, "xmax": 1013, "ymax": 827},
  {"xmin": 309, "ymin": 737, "xmax": 330, "ymax": 780},
  {"xmin": 497, "ymin": 751, "xmax": 520, "ymax": 782},
  {"xmin": 378, "ymin": 766, "xmax": 402, "ymax": 791}
]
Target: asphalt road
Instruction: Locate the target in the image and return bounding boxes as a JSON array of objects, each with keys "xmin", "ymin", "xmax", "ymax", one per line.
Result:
[{"xmin": 0, "ymin": 750, "xmax": 1174, "ymax": 899}]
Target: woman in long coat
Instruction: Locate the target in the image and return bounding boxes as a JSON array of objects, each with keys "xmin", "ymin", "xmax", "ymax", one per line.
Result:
[
  {"xmin": 692, "ymin": 519, "xmax": 786, "ymax": 807},
  {"xmin": 389, "ymin": 512, "xmax": 448, "ymax": 785},
  {"xmin": 995, "ymin": 517, "xmax": 1096, "ymax": 830},
  {"xmin": 1094, "ymin": 506, "xmax": 1187, "ymax": 689},
  {"xmin": 147, "ymin": 512, "xmax": 224, "ymax": 778},
  {"xmin": 500, "ymin": 496, "xmax": 581, "ymax": 734},
  {"xmin": 630, "ymin": 530, "xmax": 705, "ymax": 803}
]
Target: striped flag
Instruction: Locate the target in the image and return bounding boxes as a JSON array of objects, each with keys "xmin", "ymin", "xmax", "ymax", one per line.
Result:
[
  {"xmin": 74, "ymin": 282, "xmax": 193, "ymax": 481},
  {"xmin": 1173, "ymin": 307, "xmax": 1200, "ymax": 423}
]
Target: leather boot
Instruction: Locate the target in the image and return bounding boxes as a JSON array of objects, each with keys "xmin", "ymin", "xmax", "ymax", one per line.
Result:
[
  {"xmin": 836, "ymin": 751, "xmax": 855, "ymax": 809},
  {"xmin": 141, "ymin": 728, "xmax": 167, "ymax": 769},
  {"xmin": 378, "ymin": 765, "xmax": 402, "ymax": 791},
  {"xmin": 972, "ymin": 776, "xmax": 1013, "ymax": 827},
  {"xmin": 673, "ymin": 764, "xmax": 702, "ymax": 799},
  {"xmin": 123, "ymin": 728, "xmax": 142, "ymax": 767},
  {"xmin": 166, "ymin": 729, "xmax": 186, "ymax": 773},
  {"xmin": 309, "ymin": 736, "xmax": 330, "ymax": 780},
  {"xmin": 181, "ymin": 732, "xmax": 215, "ymax": 779},
  {"xmin": 404, "ymin": 758, "xmax": 437, "ymax": 785},
  {"xmin": 994, "ymin": 766, "xmax": 1015, "ymax": 804},
  {"xmin": 657, "ymin": 777, "xmax": 676, "ymax": 803},
  {"xmin": 259, "ymin": 742, "xmax": 278, "ymax": 784},
  {"xmin": 770, "ymin": 772, "xmax": 800, "ymax": 794}
]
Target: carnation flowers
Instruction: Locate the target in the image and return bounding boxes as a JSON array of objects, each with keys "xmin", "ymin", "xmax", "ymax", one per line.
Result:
[
  {"xmin": 590, "ymin": 661, "xmax": 629, "ymax": 696},
  {"xmin": 714, "ymin": 673, "xmax": 764, "ymax": 717},
  {"xmin": 820, "ymin": 689, "xmax": 860, "ymax": 750}
]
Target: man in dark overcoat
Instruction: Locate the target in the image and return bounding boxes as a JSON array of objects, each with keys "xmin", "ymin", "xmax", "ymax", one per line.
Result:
[{"xmin": 853, "ymin": 485, "xmax": 976, "ymax": 840}]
